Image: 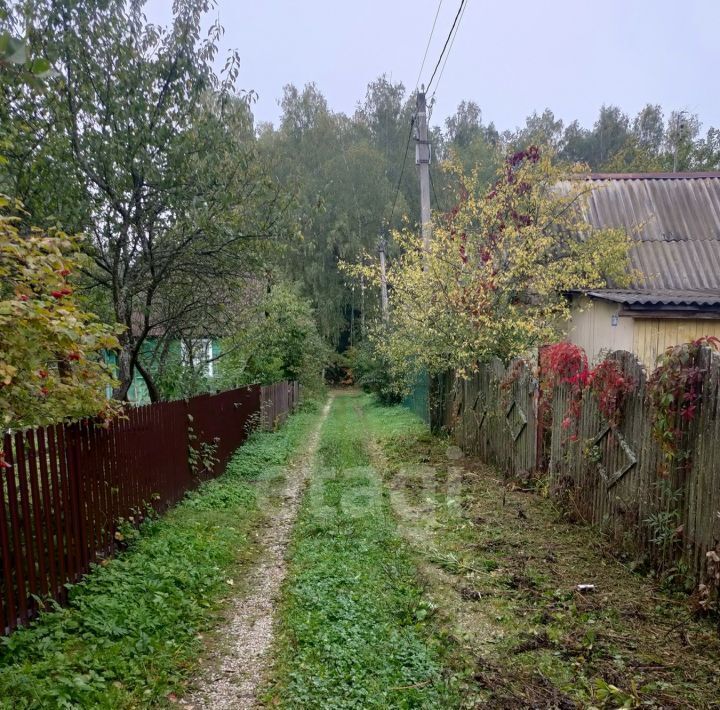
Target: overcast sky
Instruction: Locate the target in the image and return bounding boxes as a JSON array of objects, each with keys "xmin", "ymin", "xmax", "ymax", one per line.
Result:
[{"xmin": 144, "ymin": 0, "xmax": 719, "ymax": 133}]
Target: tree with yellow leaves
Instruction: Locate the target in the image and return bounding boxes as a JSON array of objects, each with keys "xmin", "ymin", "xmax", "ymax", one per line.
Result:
[{"xmin": 348, "ymin": 148, "xmax": 631, "ymax": 391}]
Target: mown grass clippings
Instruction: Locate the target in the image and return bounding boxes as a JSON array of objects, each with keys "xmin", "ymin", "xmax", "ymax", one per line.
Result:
[
  {"xmin": 0, "ymin": 407, "xmax": 320, "ymax": 709},
  {"xmin": 265, "ymin": 392, "xmax": 461, "ymax": 708},
  {"xmin": 372, "ymin": 398, "xmax": 720, "ymax": 709}
]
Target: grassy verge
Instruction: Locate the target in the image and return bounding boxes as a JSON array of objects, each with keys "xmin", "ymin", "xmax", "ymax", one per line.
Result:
[
  {"xmin": 375, "ymin": 401, "xmax": 720, "ymax": 708},
  {"xmin": 0, "ymin": 406, "xmax": 321, "ymax": 709},
  {"xmin": 265, "ymin": 392, "xmax": 459, "ymax": 708}
]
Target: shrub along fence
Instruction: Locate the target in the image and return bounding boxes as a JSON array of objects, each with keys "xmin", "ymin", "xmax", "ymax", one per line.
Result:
[
  {"xmin": 0, "ymin": 381, "xmax": 298, "ymax": 635},
  {"xmin": 416, "ymin": 346, "xmax": 720, "ymax": 588}
]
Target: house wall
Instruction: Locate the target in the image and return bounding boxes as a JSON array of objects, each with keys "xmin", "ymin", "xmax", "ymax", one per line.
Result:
[
  {"xmin": 567, "ymin": 297, "xmax": 634, "ymax": 363},
  {"xmin": 632, "ymin": 318, "xmax": 720, "ymax": 367},
  {"xmin": 103, "ymin": 347, "xmax": 152, "ymax": 404},
  {"xmin": 567, "ymin": 297, "xmax": 720, "ymax": 368},
  {"xmin": 104, "ymin": 339, "xmax": 221, "ymax": 405}
]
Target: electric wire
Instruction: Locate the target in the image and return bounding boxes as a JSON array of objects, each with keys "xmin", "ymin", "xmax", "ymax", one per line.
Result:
[
  {"xmin": 387, "ymin": 114, "xmax": 416, "ymax": 227},
  {"xmin": 430, "ymin": 0, "xmax": 469, "ymax": 101},
  {"xmin": 385, "ymin": 0, "xmax": 443, "ymax": 233},
  {"xmin": 429, "ymin": 167, "xmax": 444, "ymax": 213},
  {"xmin": 385, "ymin": 0, "xmax": 465, "ymax": 236},
  {"xmin": 414, "ymin": 0, "xmax": 443, "ymax": 90},
  {"xmin": 425, "ymin": 0, "xmax": 467, "ymax": 95}
]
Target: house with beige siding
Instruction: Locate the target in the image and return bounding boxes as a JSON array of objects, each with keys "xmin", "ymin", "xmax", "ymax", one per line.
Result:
[{"xmin": 566, "ymin": 172, "xmax": 720, "ymax": 367}]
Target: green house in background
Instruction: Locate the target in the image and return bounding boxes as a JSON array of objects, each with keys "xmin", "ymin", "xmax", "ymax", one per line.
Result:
[{"xmin": 105, "ymin": 337, "xmax": 221, "ymax": 404}]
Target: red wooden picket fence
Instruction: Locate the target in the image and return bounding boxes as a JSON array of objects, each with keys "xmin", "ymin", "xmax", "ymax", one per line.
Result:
[
  {"xmin": 0, "ymin": 381, "xmax": 298, "ymax": 636},
  {"xmin": 261, "ymin": 381, "xmax": 300, "ymax": 431}
]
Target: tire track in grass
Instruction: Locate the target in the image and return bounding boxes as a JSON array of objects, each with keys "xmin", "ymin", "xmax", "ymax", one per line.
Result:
[
  {"xmin": 0, "ymin": 404, "xmax": 325, "ymax": 709},
  {"xmin": 264, "ymin": 391, "xmax": 457, "ymax": 708},
  {"xmin": 184, "ymin": 396, "xmax": 332, "ymax": 709}
]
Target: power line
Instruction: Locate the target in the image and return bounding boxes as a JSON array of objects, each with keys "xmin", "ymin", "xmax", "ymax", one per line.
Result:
[
  {"xmin": 384, "ymin": 1, "xmax": 459, "ymax": 234},
  {"xmin": 429, "ymin": 167, "xmax": 443, "ymax": 212},
  {"xmin": 414, "ymin": 0, "xmax": 443, "ymax": 90},
  {"xmin": 425, "ymin": 0, "xmax": 467, "ymax": 95},
  {"xmin": 383, "ymin": 0, "xmax": 442, "ymax": 237},
  {"xmin": 387, "ymin": 114, "xmax": 416, "ymax": 227},
  {"xmin": 430, "ymin": 0, "xmax": 468, "ymax": 101}
]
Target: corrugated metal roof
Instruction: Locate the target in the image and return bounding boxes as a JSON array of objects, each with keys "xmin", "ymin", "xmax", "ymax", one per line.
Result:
[
  {"xmin": 579, "ymin": 173, "xmax": 720, "ymax": 292},
  {"xmin": 583, "ymin": 288, "xmax": 720, "ymax": 307},
  {"xmin": 587, "ymin": 172, "xmax": 720, "ymax": 181}
]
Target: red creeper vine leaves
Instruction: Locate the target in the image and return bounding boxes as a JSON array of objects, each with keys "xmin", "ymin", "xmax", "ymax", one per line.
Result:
[
  {"xmin": 647, "ymin": 336, "xmax": 720, "ymax": 471},
  {"xmin": 539, "ymin": 342, "xmax": 633, "ymax": 441}
]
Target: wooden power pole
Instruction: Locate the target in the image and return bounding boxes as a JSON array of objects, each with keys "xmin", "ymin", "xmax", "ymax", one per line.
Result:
[
  {"xmin": 378, "ymin": 236, "xmax": 389, "ymax": 322},
  {"xmin": 415, "ymin": 89, "xmax": 432, "ymax": 252}
]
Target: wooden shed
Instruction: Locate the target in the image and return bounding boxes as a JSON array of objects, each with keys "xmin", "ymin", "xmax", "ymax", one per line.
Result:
[{"xmin": 566, "ymin": 172, "xmax": 720, "ymax": 366}]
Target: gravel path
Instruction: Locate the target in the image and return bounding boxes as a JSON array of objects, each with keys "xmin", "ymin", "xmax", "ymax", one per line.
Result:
[{"xmin": 182, "ymin": 397, "xmax": 331, "ymax": 709}]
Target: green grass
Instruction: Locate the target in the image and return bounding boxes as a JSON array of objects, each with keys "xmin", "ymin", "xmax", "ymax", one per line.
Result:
[
  {"xmin": 0, "ymin": 407, "xmax": 320, "ymax": 709},
  {"xmin": 374, "ymin": 398, "xmax": 720, "ymax": 708},
  {"xmin": 266, "ymin": 393, "xmax": 458, "ymax": 709}
]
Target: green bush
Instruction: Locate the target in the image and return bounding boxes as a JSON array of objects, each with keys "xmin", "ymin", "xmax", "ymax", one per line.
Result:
[
  {"xmin": 217, "ymin": 284, "xmax": 329, "ymax": 395},
  {"xmin": 347, "ymin": 340, "xmax": 402, "ymax": 405},
  {"xmin": 153, "ymin": 353, "xmax": 213, "ymax": 400}
]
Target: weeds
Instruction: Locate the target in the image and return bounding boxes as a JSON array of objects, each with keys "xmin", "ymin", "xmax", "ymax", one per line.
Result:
[
  {"xmin": 0, "ymin": 408, "xmax": 319, "ymax": 709},
  {"xmin": 265, "ymin": 393, "xmax": 458, "ymax": 708},
  {"xmin": 371, "ymin": 396, "xmax": 720, "ymax": 708}
]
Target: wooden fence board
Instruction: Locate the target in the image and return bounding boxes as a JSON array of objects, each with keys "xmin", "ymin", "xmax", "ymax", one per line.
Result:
[
  {"xmin": 0, "ymin": 381, "xmax": 297, "ymax": 636},
  {"xmin": 425, "ymin": 348, "xmax": 720, "ymax": 585}
]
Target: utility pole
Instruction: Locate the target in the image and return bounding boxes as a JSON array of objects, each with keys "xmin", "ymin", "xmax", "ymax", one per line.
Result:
[
  {"xmin": 349, "ymin": 285, "xmax": 354, "ymax": 347},
  {"xmin": 672, "ymin": 110, "xmax": 688, "ymax": 173},
  {"xmin": 378, "ymin": 236, "xmax": 389, "ymax": 323},
  {"xmin": 360, "ymin": 270, "xmax": 366, "ymax": 336},
  {"xmin": 415, "ymin": 88, "xmax": 432, "ymax": 253}
]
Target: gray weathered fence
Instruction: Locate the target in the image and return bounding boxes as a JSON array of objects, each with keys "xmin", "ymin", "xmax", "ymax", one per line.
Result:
[
  {"xmin": 431, "ymin": 359, "xmax": 539, "ymax": 477},
  {"xmin": 424, "ymin": 347, "xmax": 720, "ymax": 584}
]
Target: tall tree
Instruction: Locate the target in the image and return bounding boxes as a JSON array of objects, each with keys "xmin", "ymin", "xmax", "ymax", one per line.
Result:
[
  {"xmin": 8, "ymin": 0, "xmax": 291, "ymax": 400},
  {"xmin": 263, "ymin": 80, "xmax": 405, "ymax": 346},
  {"xmin": 665, "ymin": 110, "xmax": 701, "ymax": 172},
  {"xmin": 444, "ymin": 100, "xmax": 483, "ymax": 149},
  {"xmin": 560, "ymin": 120, "xmax": 595, "ymax": 166},
  {"xmin": 693, "ymin": 127, "xmax": 720, "ymax": 170},
  {"xmin": 633, "ymin": 104, "xmax": 665, "ymax": 156},
  {"xmin": 349, "ymin": 148, "xmax": 631, "ymax": 383},
  {"xmin": 512, "ymin": 109, "xmax": 564, "ymax": 153},
  {"xmin": 594, "ymin": 105, "xmax": 631, "ymax": 167}
]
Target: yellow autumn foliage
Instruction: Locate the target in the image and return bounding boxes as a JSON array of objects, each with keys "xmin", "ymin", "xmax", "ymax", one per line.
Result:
[{"xmin": 346, "ymin": 149, "xmax": 631, "ymax": 390}]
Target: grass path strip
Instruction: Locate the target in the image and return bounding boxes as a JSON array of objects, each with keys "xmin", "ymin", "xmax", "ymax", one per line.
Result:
[{"xmin": 265, "ymin": 391, "xmax": 459, "ymax": 708}]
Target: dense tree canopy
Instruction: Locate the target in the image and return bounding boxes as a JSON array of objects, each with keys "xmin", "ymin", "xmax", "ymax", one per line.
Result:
[
  {"xmin": 2, "ymin": 0, "xmax": 294, "ymax": 402},
  {"xmin": 260, "ymin": 87, "xmax": 719, "ymax": 353},
  {"xmin": 346, "ymin": 149, "xmax": 631, "ymax": 388}
]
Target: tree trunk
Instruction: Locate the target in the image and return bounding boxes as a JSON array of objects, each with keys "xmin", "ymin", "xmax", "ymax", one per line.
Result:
[
  {"xmin": 112, "ymin": 335, "xmax": 134, "ymax": 401},
  {"xmin": 135, "ymin": 359, "xmax": 161, "ymax": 403}
]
